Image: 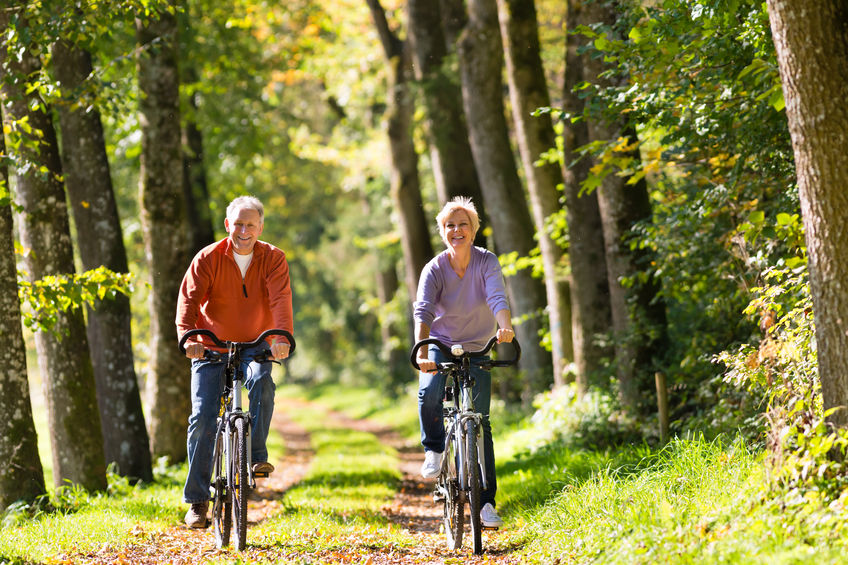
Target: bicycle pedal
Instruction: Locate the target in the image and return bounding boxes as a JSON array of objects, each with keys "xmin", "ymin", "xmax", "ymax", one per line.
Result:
[
  {"xmin": 482, "ymin": 526, "xmax": 500, "ymax": 531},
  {"xmin": 253, "ymin": 471, "xmax": 269, "ymax": 478}
]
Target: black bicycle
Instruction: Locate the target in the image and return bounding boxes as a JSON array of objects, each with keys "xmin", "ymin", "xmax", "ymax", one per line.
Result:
[
  {"xmin": 410, "ymin": 335, "xmax": 520, "ymax": 554},
  {"xmin": 179, "ymin": 328, "xmax": 295, "ymax": 550}
]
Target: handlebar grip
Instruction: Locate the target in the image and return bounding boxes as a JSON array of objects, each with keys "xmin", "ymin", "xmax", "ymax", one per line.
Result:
[{"xmin": 179, "ymin": 328, "xmax": 226, "ymax": 354}]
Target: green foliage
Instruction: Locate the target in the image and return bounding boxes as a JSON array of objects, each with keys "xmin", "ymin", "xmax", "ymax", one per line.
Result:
[{"xmin": 17, "ymin": 266, "xmax": 133, "ymax": 333}]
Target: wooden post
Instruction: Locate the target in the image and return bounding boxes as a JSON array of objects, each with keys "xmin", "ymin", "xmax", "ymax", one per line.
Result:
[{"xmin": 655, "ymin": 372, "xmax": 669, "ymax": 444}]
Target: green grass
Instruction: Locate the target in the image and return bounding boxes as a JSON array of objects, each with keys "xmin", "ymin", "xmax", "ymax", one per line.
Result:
[
  {"xmin": 0, "ymin": 464, "xmax": 186, "ymax": 562},
  {"xmin": 246, "ymin": 395, "xmax": 415, "ymax": 557},
  {"xmin": 508, "ymin": 435, "xmax": 848, "ymax": 564}
]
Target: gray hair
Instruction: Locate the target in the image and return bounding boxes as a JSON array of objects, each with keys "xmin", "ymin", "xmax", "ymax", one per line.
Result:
[
  {"xmin": 436, "ymin": 196, "xmax": 480, "ymax": 239},
  {"xmin": 226, "ymin": 195, "xmax": 264, "ymax": 223}
]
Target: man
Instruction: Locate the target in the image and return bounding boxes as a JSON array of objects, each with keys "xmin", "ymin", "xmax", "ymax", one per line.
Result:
[{"xmin": 176, "ymin": 195, "xmax": 293, "ymax": 528}]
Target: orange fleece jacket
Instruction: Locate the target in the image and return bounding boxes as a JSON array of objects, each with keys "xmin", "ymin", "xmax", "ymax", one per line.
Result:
[{"xmin": 176, "ymin": 238, "xmax": 293, "ymax": 350}]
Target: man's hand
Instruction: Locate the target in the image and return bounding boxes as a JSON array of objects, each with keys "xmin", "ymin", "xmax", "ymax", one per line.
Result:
[
  {"xmin": 271, "ymin": 341, "xmax": 291, "ymax": 360},
  {"xmin": 417, "ymin": 354, "xmax": 436, "ymax": 373},
  {"xmin": 185, "ymin": 342, "xmax": 205, "ymax": 359}
]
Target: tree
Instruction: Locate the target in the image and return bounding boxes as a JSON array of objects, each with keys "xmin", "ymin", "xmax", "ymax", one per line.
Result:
[
  {"xmin": 366, "ymin": 0, "xmax": 433, "ymax": 303},
  {"xmin": 455, "ymin": 0, "xmax": 553, "ymax": 401},
  {"xmin": 562, "ymin": 0, "xmax": 612, "ymax": 393},
  {"xmin": 0, "ymin": 130, "xmax": 46, "ymax": 510},
  {"xmin": 578, "ymin": 0, "xmax": 668, "ymax": 414},
  {"xmin": 406, "ymin": 0, "xmax": 489, "ymax": 247},
  {"xmin": 51, "ymin": 37, "xmax": 153, "ymax": 483},
  {"xmin": 497, "ymin": 0, "xmax": 573, "ymax": 386},
  {"xmin": 766, "ymin": 0, "xmax": 848, "ymax": 429},
  {"xmin": 136, "ymin": 3, "xmax": 193, "ymax": 461},
  {"xmin": 0, "ymin": 4, "xmax": 106, "ymax": 491},
  {"xmin": 179, "ymin": 3, "xmax": 216, "ymax": 255}
]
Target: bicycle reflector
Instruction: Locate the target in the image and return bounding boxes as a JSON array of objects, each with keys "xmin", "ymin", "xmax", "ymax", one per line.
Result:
[{"xmin": 451, "ymin": 344, "xmax": 464, "ymax": 356}]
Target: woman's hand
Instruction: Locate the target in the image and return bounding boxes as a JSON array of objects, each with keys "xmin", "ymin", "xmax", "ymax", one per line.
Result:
[
  {"xmin": 496, "ymin": 327, "xmax": 514, "ymax": 343},
  {"xmin": 417, "ymin": 353, "xmax": 437, "ymax": 373}
]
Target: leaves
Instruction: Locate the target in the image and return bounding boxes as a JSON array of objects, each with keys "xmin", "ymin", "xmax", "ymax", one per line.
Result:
[{"xmin": 18, "ymin": 266, "xmax": 133, "ymax": 333}]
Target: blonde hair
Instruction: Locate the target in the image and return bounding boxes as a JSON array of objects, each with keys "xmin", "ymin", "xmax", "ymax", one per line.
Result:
[
  {"xmin": 226, "ymin": 195, "xmax": 264, "ymax": 224},
  {"xmin": 436, "ymin": 196, "xmax": 480, "ymax": 241}
]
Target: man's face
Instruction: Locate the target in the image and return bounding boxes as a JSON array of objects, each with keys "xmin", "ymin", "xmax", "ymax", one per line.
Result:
[{"xmin": 224, "ymin": 208, "xmax": 263, "ymax": 255}]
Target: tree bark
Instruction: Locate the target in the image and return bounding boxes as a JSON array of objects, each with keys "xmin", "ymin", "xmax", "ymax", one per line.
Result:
[
  {"xmin": 456, "ymin": 0, "xmax": 553, "ymax": 402},
  {"xmin": 578, "ymin": 0, "xmax": 668, "ymax": 414},
  {"xmin": 136, "ymin": 4, "xmax": 193, "ymax": 461},
  {"xmin": 406, "ymin": 0, "xmax": 489, "ymax": 247},
  {"xmin": 0, "ymin": 128, "xmax": 46, "ymax": 510},
  {"xmin": 366, "ymin": 0, "xmax": 434, "ymax": 303},
  {"xmin": 51, "ymin": 38, "xmax": 153, "ymax": 483},
  {"xmin": 497, "ymin": 0, "xmax": 573, "ymax": 386},
  {"xmin": 766, "ymin": 0, "xmax": 848, "ymax": 429},
  {"xmin": 0, "ymin": 6, "xmax": 106, "ymax": 491},
  {"xmin": 562, "ymin": 0, "xmax": 612, "ymax": 394}
]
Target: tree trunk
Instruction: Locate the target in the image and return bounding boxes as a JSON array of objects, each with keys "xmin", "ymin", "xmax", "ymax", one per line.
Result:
[
  {"xmin": 0, "ymin": 129, "xmax": 46, "ymax": 510},
  {"xmin": 456, "ymin": 0, "xmax": 553, "ymax": 403},
  {"xmin": 182, "ymin": 93, "xmax": 216, "ymax": 256},
  {"xmin": 562, "ymin": 0, "xmax": 612, "ymax": 394},
  {"xmin": 579, "ymin": 0, "xmax": 668, "ymax": 415},
  {"xmin": 767, "ymin": 0, "xmax": 848, "ymax": 429},
  {"xmin": 136, "ymin": 4, "xmax": 193, "ymax": 461},
  {"xmin": 51, "ymin": 38, "xmax": 153, "ymax": 483},
  {"xmin": 497, "ymin": 0, "xmax": 573, "ymax": 386},
  {"xmin": 406, "ymin": 0, "xmax": 489, "ymax": 247},
  {"xmin": 366, "ymin": 0, "xmax": 434, "ymax": 302},
  {"xmin": 181, "ymin": 55, "xmax": 216, "ymax": 256},
  {"xmin": 0, "ymin": 6, "xmax": 106, "ymax": 491}
]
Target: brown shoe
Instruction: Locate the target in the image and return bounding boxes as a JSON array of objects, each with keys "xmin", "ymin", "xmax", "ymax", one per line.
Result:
[
  {"xmin": 184, "ymin": 501, "xmax": 208, "ymax": 528},
  {"xmin": 252, "ymin": 461, "xmax": 274, "ymax": 475}
]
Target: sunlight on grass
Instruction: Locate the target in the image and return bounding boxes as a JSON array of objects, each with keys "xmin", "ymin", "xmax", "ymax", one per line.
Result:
[
  {"xmin": 249, "ymin": 395, "xmax": 416, "ymax": 555},
  {"xmin": 511, "ymin": 435, "xmax": 848, "ymax": 564},
  {"xmin": 0, "ymin": 466, "xmax": 185, "ymax": 562}
]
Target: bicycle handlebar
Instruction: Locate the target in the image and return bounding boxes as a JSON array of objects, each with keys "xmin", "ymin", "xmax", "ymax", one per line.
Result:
[
  {"xmin": 178, "ymin": 328, "xmax": 296, "ymax": 357},
  {"xmin": 409, "ymin": 335, "xmax": 520, "ymax": 371}
]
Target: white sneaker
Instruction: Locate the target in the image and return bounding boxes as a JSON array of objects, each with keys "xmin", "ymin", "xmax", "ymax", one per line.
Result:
[
  {"xmin": 420, "ymin": 450, "xmax": 442, "ymax": 478},
  {"xmin": 480, "ymin": 503, "xmax": 503, "ymax": 528}
]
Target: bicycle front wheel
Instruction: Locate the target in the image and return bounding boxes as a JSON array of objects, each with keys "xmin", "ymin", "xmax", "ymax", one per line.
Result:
[
  {"xmin": 212, "ymin": 428, "xmax": 231, "ymax": 548},
  {"xmin": 466, "ymin": 420, "xmax": 483, "ymax": 554},
  {"xmin": 442, "ymin": 428, "xmax": 464, "ymax": 550},
  {"xmin": 231, "ymin": 417, "xmax": 249, "ymax": 550}
]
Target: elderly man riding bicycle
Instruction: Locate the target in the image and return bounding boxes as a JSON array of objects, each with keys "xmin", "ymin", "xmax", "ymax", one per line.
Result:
[{"xmin": 176, "ymin": 195, "xmax": 294, "ymax": 529}]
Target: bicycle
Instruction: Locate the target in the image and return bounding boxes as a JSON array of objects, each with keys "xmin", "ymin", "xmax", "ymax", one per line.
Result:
[
  {"xmin": 178, "ymin": 328, "xmax": 295, "ymax": 550},
  {"xmin": 410, "ymin": 335, "xmax": 520, "ymax": 555}
]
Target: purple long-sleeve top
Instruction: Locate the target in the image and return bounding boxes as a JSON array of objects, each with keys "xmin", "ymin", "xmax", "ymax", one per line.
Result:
[{"xmin": 414, "ymin": 246, "xmax": 510, "ymax": 350}]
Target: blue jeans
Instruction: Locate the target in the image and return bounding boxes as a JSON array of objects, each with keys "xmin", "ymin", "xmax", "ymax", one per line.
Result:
[
  {"xmin": 183, "ymin": 345, "xmax": 275, "ymax": 504},
  {"xmin": 418, "ymin": 345, "xmax": 497, "ymax": 507}
]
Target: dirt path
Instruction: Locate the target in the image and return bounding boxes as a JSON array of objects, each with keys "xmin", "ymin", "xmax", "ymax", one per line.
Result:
[{"xmin": 59, "ymin": 397, "xmax": 524, "ymax": 564}]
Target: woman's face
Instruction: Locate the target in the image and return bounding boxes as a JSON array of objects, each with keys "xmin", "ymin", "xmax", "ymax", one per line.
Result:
[{"xmin": 442, "ymin": 209, "xmax": 473, "ymax": 251}]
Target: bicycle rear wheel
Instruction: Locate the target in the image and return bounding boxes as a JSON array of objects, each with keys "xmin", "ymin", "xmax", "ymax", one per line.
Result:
[
  {"xmin": 231, "ymin": 417, "xmax": 249, "ymax": 550},
  {"xmin": 442, "ymin": 430, "xmax": 464, "ymax": 550},
  {"xmin": 466, "ymin": 421, "xmax": 483, "ymax": 554}
]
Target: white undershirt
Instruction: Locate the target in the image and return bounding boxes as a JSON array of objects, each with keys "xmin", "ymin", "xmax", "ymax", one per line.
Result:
[{"xmin": 233, "ymin": 251, "xmax": 253, "ymax": 278}]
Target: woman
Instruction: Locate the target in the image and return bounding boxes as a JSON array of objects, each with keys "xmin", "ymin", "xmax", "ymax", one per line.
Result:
[{"xmin": 413, "ymin": 196, "xmax": 515, "ymax": 529}]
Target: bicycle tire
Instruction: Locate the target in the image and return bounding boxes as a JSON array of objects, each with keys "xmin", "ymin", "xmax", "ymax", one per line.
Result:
[
  {"xmin": 466, "ymin": 420, "xmax": 483, "ymax": 554},
  {"xmin": 442, "ymin": 430, "xmax": 464, "ymax": 550},
  {"xmin": 212, "ymin": 430, "xmax": 231, "ymax": 548},
  {"xmin": 232, "ymin": 417, "xmax": 249, "ymax": 550}
]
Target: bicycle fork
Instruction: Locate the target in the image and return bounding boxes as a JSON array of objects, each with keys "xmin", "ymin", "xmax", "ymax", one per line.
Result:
[{"xmin": 458, "ymin": 412, "xmax": 488, "ymax": 491}]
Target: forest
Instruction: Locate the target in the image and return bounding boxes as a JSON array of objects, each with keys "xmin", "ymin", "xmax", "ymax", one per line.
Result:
[{"xmin": 1, "ymin": 0, "xmax": 848, "ymax": 563}]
